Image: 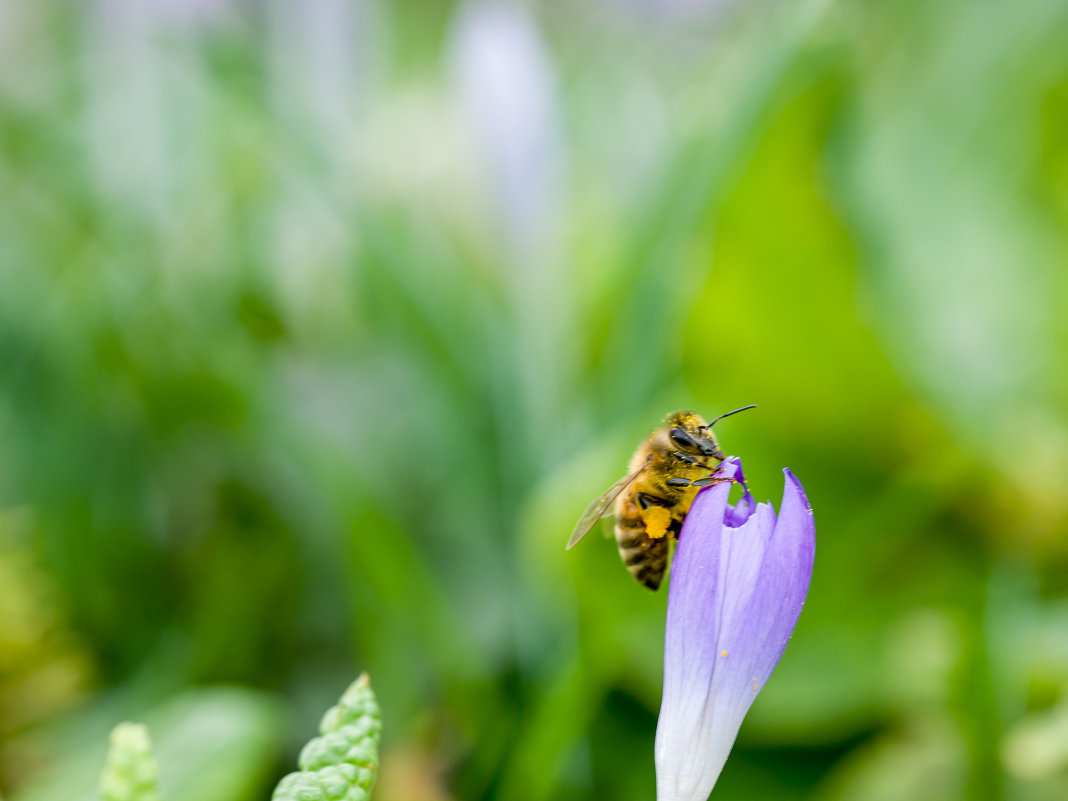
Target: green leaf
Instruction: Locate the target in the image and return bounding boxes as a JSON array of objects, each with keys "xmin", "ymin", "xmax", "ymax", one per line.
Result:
[
  {"xmin": 99, "ymin": 723, "xmax": 161, "ymax": 801},
  {"xmin": 271, "ymin": 674, "xmax": 382, "ymax": 801}
]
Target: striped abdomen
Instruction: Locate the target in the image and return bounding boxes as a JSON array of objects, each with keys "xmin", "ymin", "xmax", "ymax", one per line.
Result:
[{"xmin": 613, "ymin": 493, "xmax": 684, "ymax": 591}]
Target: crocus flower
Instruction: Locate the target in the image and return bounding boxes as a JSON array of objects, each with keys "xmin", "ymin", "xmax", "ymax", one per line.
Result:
[
  {"xmin": 449, "ymin": 0, "xmax": 562, "ymax": 250},
  {"xmin": 655, "ymin": 457, "xmax": 815, "ymax": 801}
]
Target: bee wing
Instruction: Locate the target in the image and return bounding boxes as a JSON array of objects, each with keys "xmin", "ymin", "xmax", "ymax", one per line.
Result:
[{"xmin": 566, "ymin": 461, "xmax": 649, "ymax": 550}]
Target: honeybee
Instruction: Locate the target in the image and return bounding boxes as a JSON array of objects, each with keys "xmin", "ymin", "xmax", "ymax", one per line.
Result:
[{"xmin": 566, "ymin": 406, "xmax": 756, "ymax": 590}]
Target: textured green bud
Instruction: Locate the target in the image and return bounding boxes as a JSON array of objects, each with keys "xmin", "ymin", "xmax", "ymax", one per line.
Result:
[
  {"xmin": 99, "ymin": 723, "xmax": 161, "ymax": 801},
  {"xmin": 271, "ymin": 674, "xmax": 381, "ymax": 801}
]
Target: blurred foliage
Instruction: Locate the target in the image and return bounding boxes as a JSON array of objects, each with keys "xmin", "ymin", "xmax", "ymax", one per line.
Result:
[
  {"xmin": 11, "ymin": 687, "xmax": 283, "ymax": 801},
  {"xmin": 0, "ymin": 0, "xmax": 1067, "ymax": 799}
]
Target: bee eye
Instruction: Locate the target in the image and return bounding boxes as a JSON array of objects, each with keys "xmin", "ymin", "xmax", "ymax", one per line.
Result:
[{"xmin": 669, "ymin": 427, "xmax": 693, "ymax": 449}]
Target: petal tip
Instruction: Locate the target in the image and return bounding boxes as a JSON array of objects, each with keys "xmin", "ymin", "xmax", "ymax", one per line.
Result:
[{"xmin": 782, "ymin": 468, "xmax": 812, "ymax": 514}]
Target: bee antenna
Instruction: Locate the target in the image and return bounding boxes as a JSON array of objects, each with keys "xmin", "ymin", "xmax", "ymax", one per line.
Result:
[{"xmin": 707, "ymin": 404, "xmax": 758, "ymax": 428}]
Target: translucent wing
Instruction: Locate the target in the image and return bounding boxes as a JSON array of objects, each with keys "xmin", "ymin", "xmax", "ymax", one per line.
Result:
[{"xmin": 566, "ymin": 460, "xmax": 650, "ymax": 550}]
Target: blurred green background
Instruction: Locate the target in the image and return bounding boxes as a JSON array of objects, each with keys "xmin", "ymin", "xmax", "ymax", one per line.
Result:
[{"xmin": 2, "ymin": 0, "xmax": 1067, "ymax": 799}]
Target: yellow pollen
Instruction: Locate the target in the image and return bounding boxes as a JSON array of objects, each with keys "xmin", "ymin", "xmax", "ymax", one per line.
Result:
[
  {"xmin": 644, "ymin": 506, "xmax": 672, "ymax": 539},
  {"xmin": 721, "ymin": 651, "xmax": 728, "ymax": 657}
]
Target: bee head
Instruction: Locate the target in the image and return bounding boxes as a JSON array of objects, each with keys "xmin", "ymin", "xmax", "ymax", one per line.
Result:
[
  {"xmin": 665, "ymin": 411, "xmax": 724, "ymax": 461},
  {"xmin": 665, "ymin": 406, "xmax": 757, "ymax": 462}
]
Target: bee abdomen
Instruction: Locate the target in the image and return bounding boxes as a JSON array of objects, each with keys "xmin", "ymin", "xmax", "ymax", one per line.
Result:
[
  {"xmin": 614, "ymin": 517, "xmax": 669, "ymax": 591},
  {"xmin": 615, "ymin": 510, "xmax": 645, "ymax": 547}
]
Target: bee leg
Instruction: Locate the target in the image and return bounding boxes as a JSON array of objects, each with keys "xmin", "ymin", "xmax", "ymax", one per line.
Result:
[
  {"xmin": 691, "ymin": 476, "xmax": 734, "ymax": 488},
  {"xmin": 636, "ymin": 492, "xmax": 672, "ymax": 509},
  {"xmin": 665, "ymin": 476, "xmax": 736, "ymax": 488},
  {"xmin": 672, "ymin": 451, "xmax": 700, "ymax": 464}
]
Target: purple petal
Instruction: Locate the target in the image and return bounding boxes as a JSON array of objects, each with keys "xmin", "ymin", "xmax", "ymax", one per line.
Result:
[
  {"xmin": 721, "ymin": 457, "xmax": 756, "ymax": 528},
  {"xmin": 449, "ymin": 1, "xmax": 561, "ymax": 248},
  {"xmin": 655, "ymin": 463, "xmax": 815, "ymax": 801}
]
